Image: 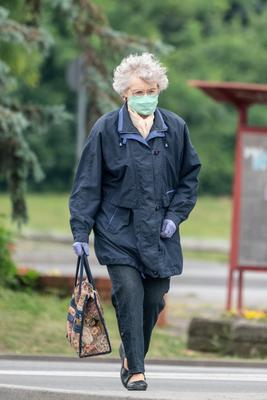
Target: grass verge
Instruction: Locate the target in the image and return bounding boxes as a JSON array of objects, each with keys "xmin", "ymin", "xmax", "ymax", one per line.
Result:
[
  {"xmin": 1, "ymin": 286, "xmax": 264, "ymax": 361},
  {"xmin": 0, "ymin": 285, "xmax": 231, "ymax": 361},
  {"xmin": 0, "ymin": 193, "xmax": 231, "ymax": 240},
  {"xmin": 0, "ymin": 286, "xmax": 187, "ymax": 359}
]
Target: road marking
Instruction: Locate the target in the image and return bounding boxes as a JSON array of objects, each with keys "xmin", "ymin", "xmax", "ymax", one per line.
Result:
[{"xmin": 0, "ymin": 370, "xmax": 267, "ymax": 382}]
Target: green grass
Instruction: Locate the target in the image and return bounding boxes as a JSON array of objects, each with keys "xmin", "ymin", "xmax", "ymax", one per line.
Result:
[
  {"xmin": 0, "ymin": 286, "xmax": 74, "ymax": 355},
  {"xmin": 0, "ymin": 192, "xmax": 231, "ymax": 240},
  {"xmin": 1, "ymin": 286, "xmax": 259, "ymax": 361},
  {"xmin": 0, "ymin": 192, "xmax": 70, "ymax": 234},
  {"xmin": 0, "ymin": 286, "xmax": 189, "ymax": 359},
  {"xmin": 179, "ymin": 195, "xmax": 231, "ymax": 239},
  {"xmin": 0, "ymin": 192, "xmax": 231, "ymax": 263},
  {"xmin": 2, "ymin": 286, "xmax": 264, "ymax": 361}
]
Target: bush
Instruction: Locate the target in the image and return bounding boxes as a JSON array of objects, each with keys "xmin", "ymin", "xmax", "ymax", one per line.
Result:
[
  {"xmin": 0, "ymin": 216, "xmax": 42, "ymax": 291},
  {"xmin": 0, "ymin": 217, "xmax": 17, "ymax": 287},
  {"xmin": 16, "ymin": 268, "xmax": 41, "ymax": 291}
]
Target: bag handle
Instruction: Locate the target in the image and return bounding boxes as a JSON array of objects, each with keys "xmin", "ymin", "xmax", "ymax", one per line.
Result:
[
  {"xmin": 82, "ymin": 253, "xmax": 96, "ymax": 289},
  {"xmin": 74, "ymin": 255, "xmax": 83, "ymax": 295},
  {"xmin": 74, "ymin": 252, "xmax": 96, "ymax": 292},
  {"xmin": 74, "ymin": 255, "xmax": 82, "ymax": 287}
]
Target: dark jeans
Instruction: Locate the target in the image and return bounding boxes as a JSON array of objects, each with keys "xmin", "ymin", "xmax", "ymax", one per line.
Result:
[{"xmin": 107, "ymin": 264, "xmax": 170, "ymax": 374}]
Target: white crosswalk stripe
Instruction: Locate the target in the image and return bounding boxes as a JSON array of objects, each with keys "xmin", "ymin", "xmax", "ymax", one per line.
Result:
[{"xmin": 0, "ymin": 369, "xmax": 266, "ymax": 382}]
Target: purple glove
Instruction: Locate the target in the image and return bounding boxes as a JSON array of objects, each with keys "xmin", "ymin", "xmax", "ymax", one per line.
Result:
[
  {"xmin": 160, "ymin": 219, "xmax": 176, "ymax": 238},
  {"xmin": 72, "ymin": 242, "xmax": 89, "ymax": 256}
]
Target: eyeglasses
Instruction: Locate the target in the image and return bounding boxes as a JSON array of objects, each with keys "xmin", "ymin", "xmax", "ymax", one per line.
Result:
[{"xmin": 129, "ymin": 88, "xmax": 159, "ymax": 97}]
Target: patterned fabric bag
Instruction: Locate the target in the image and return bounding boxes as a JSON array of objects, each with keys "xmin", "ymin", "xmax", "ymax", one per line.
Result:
[{"xmin": 66, "ymin": 253, "xmax": 112, "ymax": 357}]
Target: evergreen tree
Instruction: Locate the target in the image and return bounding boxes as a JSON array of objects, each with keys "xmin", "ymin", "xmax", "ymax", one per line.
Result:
[{"xmin": 0, "ymin": 1, "xmax": 69, "ymax": 228}]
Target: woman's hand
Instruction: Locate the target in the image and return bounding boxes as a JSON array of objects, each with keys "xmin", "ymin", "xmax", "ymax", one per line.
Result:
[
  {"xmin": 72, "ymin": 242, "xmax": 90, "ymax": 256},
  {"xmin": 160, "ymin": 219, "xmax": 176, "ymax": 238}
]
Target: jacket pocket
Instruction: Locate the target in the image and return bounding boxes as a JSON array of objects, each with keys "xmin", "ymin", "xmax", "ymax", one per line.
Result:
[
  {"xmin": 162, "ymin": 189, "xmax": 176, "ymax": 208},
  {"xmin": 105, "ymin": 203, "xmax": 131, "ymax": 234}
]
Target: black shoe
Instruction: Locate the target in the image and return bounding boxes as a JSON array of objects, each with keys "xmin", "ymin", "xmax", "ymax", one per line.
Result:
[
  {"xmin": 127, "ymin": 377, "xmax": 147, "ymax": 391},
  {"xmin": 119, "ymin": 343, "xmax": 129, "ymax": 388}
]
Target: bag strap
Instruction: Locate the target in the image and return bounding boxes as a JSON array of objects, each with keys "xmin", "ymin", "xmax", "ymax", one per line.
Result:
[
  {"xmin": 74, "ymin": 255, "xmax": 81, "ymax": 287},
  {"xmin": 74, "ymin": 255, "xmax": 84, "ymax": 296},
  {"xmin": 82, "ymin": 253, "xmax": 96, "ymax": 289},
  {"xmin": 75, "ymin": 253, "xmax": 96, "ymax": 291}
]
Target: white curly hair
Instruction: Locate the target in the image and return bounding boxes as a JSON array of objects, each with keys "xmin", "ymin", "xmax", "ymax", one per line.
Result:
[{"xmin": 112, "ymin": 52, "xmax": 169, "ymax": 96}]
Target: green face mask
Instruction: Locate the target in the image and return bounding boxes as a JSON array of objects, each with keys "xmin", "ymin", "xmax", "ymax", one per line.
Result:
[{"xmin": 127, "ymin": 94, "xmax": 159, "ymax": 116}]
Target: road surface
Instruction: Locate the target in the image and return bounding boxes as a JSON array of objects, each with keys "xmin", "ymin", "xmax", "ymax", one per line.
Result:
[{"xmin": 0, "ymin": 358, "xmax": 267, "ymax": 400}]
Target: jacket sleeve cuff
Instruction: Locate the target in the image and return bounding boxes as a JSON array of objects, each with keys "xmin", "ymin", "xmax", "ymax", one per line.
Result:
[
  {"xmin": 164, "ymin": 211, "xmax": 183, "ymax": 228},
  {"xmin": 73, "ymin": 235, "xmax": 89, "ymax": 243},
  {"xmin": 69, "ymin": 218, "xmax": 92, "ymax": 243},
  {"xmin": 71, "ymin": 227, "xmax": 90, "ymax": 243}
]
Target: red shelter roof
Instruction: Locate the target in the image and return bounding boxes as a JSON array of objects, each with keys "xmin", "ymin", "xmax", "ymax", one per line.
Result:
[{"xmin": 188, "ymin": 80, "xmax": 267, "ymax": 107}]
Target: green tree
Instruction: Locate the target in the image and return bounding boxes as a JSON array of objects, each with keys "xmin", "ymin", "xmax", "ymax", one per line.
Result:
[
  {"xmin": 2, "ymin": 0, "xmax": 267, "ymax": 201},
  {"xmin": 0, "ymin": 1, "xmax": 69, "ymax": 227},
  {"xmin": 19, "ymin": 0, "xmax": 171, "ymax": 192},
  {"xmin": 95, "ymin": 0, "xmax": 267, "ymax": 194}
]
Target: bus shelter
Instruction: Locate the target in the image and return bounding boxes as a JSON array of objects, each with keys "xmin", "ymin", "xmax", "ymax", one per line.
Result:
[{"xmin": 188, "ymin": 80, "xmax": 267, "ymax": 313}]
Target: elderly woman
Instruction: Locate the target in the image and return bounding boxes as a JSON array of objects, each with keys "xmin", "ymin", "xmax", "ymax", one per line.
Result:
[{"xmin": 69, "ymin": 53, "xmax": 201, "ymax": 391}]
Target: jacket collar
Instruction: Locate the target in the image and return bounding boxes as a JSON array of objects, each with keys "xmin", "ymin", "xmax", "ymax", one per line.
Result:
[{"xmin": 117, "ymin": 102, "xmax": 168, "ymax": 135}]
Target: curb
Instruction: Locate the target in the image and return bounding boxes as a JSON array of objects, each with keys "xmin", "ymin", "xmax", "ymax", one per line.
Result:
[
  {"xmin": 0, "ymin": 385, "xmax": 134, "ymax": 400},
  {"xmin": 1, "ymin": 354, "xmax": 267, "ymax": 369},
  {"xmin": 1, "ymin": 384, "xmax": 267, "ymax": 400}
]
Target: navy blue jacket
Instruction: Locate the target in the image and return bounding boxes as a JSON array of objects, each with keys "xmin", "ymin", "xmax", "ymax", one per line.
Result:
[{"xmin": 69, "ymin": 103, "xmax": 201, "ymax": 278}]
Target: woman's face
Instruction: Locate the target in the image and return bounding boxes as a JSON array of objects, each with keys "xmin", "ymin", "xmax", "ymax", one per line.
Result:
[{"xmin": 123, "ymin": 76, "xmax": 159, "ymax": 101}]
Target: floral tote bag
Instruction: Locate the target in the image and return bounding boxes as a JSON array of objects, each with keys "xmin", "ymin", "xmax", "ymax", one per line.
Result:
[{"xmin": 66, "ymin": 253, "xmax": 112, "ymax": 357}]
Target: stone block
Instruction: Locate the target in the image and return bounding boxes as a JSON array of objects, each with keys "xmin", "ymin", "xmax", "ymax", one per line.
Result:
[
  {"xmin": 233, "ymin": 320, "xmax": 267, "ymax": 343},
  {"xmin": 187, "ymin": 317, "xmax": 233, "ymax": 354},
  {"xmin": 187, "ymin": 316, "xmax": 267, "ymax": 358}
]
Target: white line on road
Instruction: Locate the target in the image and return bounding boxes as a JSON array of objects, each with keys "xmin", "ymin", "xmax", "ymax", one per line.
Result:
[{"xmin": 0, "ymin": 370, "xmax": 267, "ymax": 382}]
